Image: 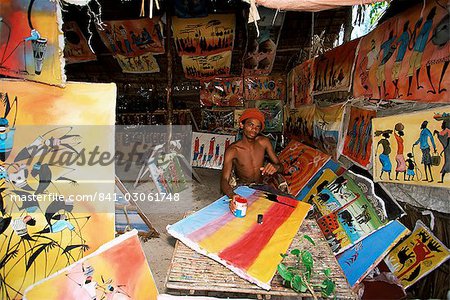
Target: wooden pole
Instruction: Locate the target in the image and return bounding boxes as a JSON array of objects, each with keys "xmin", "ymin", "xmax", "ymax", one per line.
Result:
[{"xmin": 166, "ymin": 5, "xmax": 173, "ymax": 126}]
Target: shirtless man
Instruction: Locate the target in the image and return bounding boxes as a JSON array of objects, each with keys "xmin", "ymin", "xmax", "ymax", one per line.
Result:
[{"xmin": 220, "ymin": 108, "xmax": 283, "ymax": 207}]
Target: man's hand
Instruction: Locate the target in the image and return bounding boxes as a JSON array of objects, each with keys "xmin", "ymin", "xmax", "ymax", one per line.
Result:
[
  {"xmin": 229, "ymin": 195, "xmax": 237, "ymax": 214},
  {"xmin": 260, "ymin": 163, "xmax": 279, "ymax": 176}
]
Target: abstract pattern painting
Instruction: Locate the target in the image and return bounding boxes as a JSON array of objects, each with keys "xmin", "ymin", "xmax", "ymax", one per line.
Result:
[
  {"xmin": 201, "ymin": 108, "xmax": 234, "ymax": 130},
  {"xmin": 277, "ymin": 140, "xmax": 331, "ymax": 197},
  {"xmin": 172, "ymin": 14, "xmax": 235, "ymax": 56},
  {"xmin": 63, "ymin": 21, "xmax": 96, "ymax": 64},
  {"xmin": 191, "ymin": 132, "xmax": 234, "ymax": 169},
  {"xmin": 284, "ymin": 104, "xmax": 315, "ymax": 146},
  {"xmin": 234, "ymin": 109, "xmax": 245, "ymax": 128},
  {"xmin": 288, "ymin": 59, "xmax": 314, "ymax": 108},
  {"xmin": 372, "ymin": 106, "xmax": 450, "ymax": 188},
  {"xmin": 337, "ymin": 220, "xmax": 409, "ymax": 287},
  {"xmin": 0, "ymin": 79, "xmax": 116, "ymax": 299},
  {"xmin": 97, "ymin": 18, "xmax": 164, "ymax": 56},
  {"xmin": 353, "ymin": 0, "xmax": 450, "ymax": 102},
  {"xmin": 385, "ymin": 221, "xmax": 450, "ymax": 289},
  {"xmin": 167, "ymin": 186, "xmax": 311, "ymax": 289},
  {"xmin": 313, "ymin": 39, "xmax": 359, "ymax": 94},
  {"xmin": 23, "ymin": 230, "xmax": 158, "ymax": 300},
  {"xmin": 244, "ymin": 75, "xmax": 286, "ymax": 101},
  {"xmin": 313, "ymin": 103, "xmax": 345, "ymax": 160},
  {"xmin": 342, "ymin": 106, "xmax": 377, "ymax": 167},
  {"xmin": 255, "ymin": 100, "xmax": 283, "ymax": 132},
  {"xmin": 200, "ymin": 77, "xmax": 244, "ymax": 107},
  {"xmin": 181, "ymin": 51, "xmax": 232, "ymax": 80},
  {"xmin": 0, "ymin": 0, "xmax": 65, "ymax": 85},
  {"xmin": 243, "ymin": 7, "xmax": 285, "ymax": 76}
]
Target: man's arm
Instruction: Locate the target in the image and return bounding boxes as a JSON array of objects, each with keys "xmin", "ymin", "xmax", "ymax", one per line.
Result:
[
  {"xmin": 220, "ymin": 146, "xmax": 236, "ymax": 199},
  {"xmin": 260, "ymin": 137, "xmax": 283, "ymax": 175}
]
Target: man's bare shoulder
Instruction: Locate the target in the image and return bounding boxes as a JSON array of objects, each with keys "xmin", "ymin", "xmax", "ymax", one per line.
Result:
[
  {"xmin": 256, "ymin": 135, "xmax": 271, "ymax": 146},
  {"xmin": 224, "ymin": 140, "xmax": 242, "ymax": 155}
]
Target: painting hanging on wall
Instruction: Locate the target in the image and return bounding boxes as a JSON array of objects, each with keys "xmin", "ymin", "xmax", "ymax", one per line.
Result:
[
  {"xmin": 255, "ymin": 100, "xmax": 283, "ymax": 132},
  {"xmin": 353, "ymin": 0, "xmax": 450, "ymax": 103},
  {"xmin": 0, "ymin": 79, "xmax": 116, "ymax": 299},
  {"xmin": 313, "ymin": 39, "xmax": 359, "ymax": 95},
  {"xmin": 313, "ymin": 103, "xmax": 345, "ymax": 160},
  {"xmin": 372, "ymin": 106, "xmax": 450, "ymax": 188},
  {"xmin": 201, "ymin": 108, "xmax": 234, "ymax": 130},
  {"xmin": 384, "ymin": 221, "xmax": 450, "ymax": 289},
  {"xmin": 167, "ymin": 186, "xmax": 311, "ymax": 290},
  {"xmin": 243, "ymin": 7, "xmax": 285, "ymax": 76},
  {"xmin": 234, "ymin": 109, "xmax": 245, "ymax": 128},
  {"xmin": 342, "ymin": 106, "xmax": 377, "ymax": 168},
  {"xmin": 0, "ymin": 0, "xmax": 66, "ymax": 85},
  {"xmin": 244, "ymin": 75, "xmax": 286, "ymax": 101},
  {"xmin": 114, "ymin": 53, "xmax": 160, "ymax": 73},
  {"xmin": 277, "ymin": 140, "xmax": 331, "ymax": 197},
  {"xmin": 200, "ymin": 77, "xmax": 244, "ymax": 107},
  {"xmin": 191, "ymin": 132, "xmax": 235, "ymax": 169},
  {"xmin": 284, "ymin": 104, "xmax": 315, "ymax": 146},
  {"xmin": 172, "ymin": 14, "xmax": 235, "ymax": 56},
  {"xmin": 288, "ymin": 59, "xmax": 315, "ymax": 108},
  {"xmin": 63, "ymin": 21, "xmax": 97, "ymax": 64},
  {"xmin": 337, "ymin": 220, "xmax": 409, "ymax": 287},
  {"xmin": 97, "ymin": 18, "xmax": 165, "ymax": 56},
  {"xmin": 23, "ymin": 230, "xmax": 158, "ymax": 300},
  {"xmin": 181, "ymin": 51, "xmax": 232, "ymax": 80}
]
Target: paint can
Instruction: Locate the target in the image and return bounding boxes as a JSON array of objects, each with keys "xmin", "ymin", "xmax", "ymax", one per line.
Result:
[{"xmin": 233, "ymin": 196, "xmax": 247, "ymax": 218}]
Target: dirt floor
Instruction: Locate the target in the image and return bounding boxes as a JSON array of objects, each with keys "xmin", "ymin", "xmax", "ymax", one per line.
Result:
[{"xmin": 120, "ymin": 167, "xmax": 224, "ymax": 295}]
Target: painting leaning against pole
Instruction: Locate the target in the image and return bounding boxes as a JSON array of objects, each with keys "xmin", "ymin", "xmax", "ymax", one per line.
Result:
[
  {"xmin": 372, "ymin": 106, "xmax": 450, "ymax": 188},
  {"xmin": 0, "ymin": 79, "xmax": 116, "ymax": 299},
  {"xmin": 0, "ymin": 0, "xmax": 66, "ymax": 86},
  {"xmin": 23, "ymin": 230, "xmax": 158, "ymax": 300},
  {"xmin": 353, "ymin": 0, "xmax": 449, "ymax": 103}
]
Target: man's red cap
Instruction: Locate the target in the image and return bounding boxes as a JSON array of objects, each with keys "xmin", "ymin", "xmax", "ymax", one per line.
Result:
[{"xmin": 239, "ymin": 108, "xmax": 265, "ymax": 130}]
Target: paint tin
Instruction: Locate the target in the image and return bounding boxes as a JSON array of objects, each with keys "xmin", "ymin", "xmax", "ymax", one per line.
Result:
[{"xmin": 233, "ymin": 196, "xmax": 247, "ymax": 218}]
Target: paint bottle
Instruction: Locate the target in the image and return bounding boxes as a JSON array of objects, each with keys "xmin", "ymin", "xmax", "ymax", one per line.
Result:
[{"xmin": 233, "ymin": 196, "xmax": 247, "ymax": 218}]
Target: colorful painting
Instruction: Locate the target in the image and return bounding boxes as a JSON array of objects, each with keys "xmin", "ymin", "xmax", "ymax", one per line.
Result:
[
  {"xmin": 313, "ymin": 39, "xmax": 359, "ymax": 94},
  {"xmin": 385, "ymin": 221, "xmax": 450, "ymax": 289},
  {"xmin": 372, "ymin": 106, "xmax": 450, "ymax": 187},
  {"xmin": 313, "ymin": 103, "xmax": 345, "ymax": 160},
  {"xmin": 149, "ymin": 153, "xmax": 189, "ymax": 194},
  {"xmin": 0, "ymin": 0, "xmax": 65, "ymax": 85},
  {"xmin": 296, "ymin": 160, "xmax": 345, "ymax": 202},
  {"xmin": 172, "ymin": 14, "xmax": 235, "ymax": 56},
  {"xmin": 201, "ymin": 108, "xmax": 234, "ymax": 131},
  {"xmin": 0, "ymin": 79, "xmax": 116, "ymax": 299},
  {"xmin": 200, "ymin": 77, "xmax": 244, "ymax": 107},
  {"xmin": 288, "ymin": 59, "xmax": 314, "ymax": 108},
  {"xmin": 353, "ymin": 0, "xmax": 450, "ymax": 102},
  {"xmin": 191, "ymin": 132, "xmax": 235, "ymax": 169},
  {"xmin": 181, "ymin": 51, "xmax": 232, "ymax": 80},
  {"xmin": 23, "ymin": 230, "xmax": 158, "ymax": 300},
  {"xmin": 167, "ymin": 186, "xmax": 312, "ymax": 289},
  {"xmin": 342, "ymin": 106, "xmax": 377, "ymax": 167},
  {"xmin": 284, "ymin": 104, "xmax": 315, "ymax": 146},
  {"xmin": 278, "ymin": 140, "xmax": 331, "ymax": 197},
  {"xmin": 63, "ymin": 21, "xmax": 96, "ymax": 64},
  {"xmin": 234, "ymin": 109, "xmax": 245, "ymax": 128},
  {"xmin": 314, "ymin": 174, "xmax": 387, "ymax": 254},
  {"xmin": 337, "ymin": 220, "xmax": 409, "ymax": 287},
  {"xmin": 255, "ymin": 100, "xmax": 283, "ymax": 132},
  {"xmin": 243, "ymin": 7, "xmax": 285, "ymax": 76},
  {"xmin": 244, "ymin": 75, "xmax": 286, "ymax": 101},
  {"xmin": 114, "ymin": 53, "xmax": 160, "ymax": 73}
]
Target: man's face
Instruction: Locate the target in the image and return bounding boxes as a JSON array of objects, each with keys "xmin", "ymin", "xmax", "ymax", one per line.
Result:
[{"xmin": 241, "ymin": 118, "xmax": 262, "ymax": 139}]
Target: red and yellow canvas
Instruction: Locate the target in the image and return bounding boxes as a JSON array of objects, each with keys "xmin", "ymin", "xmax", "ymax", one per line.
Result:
[
  {"xmin": 0, "ymin": 0, "xmax": 65, "ymax": 85},
  {"xmin": 181, "ymin": 51, "xmax": 232, "ymax": 80},
  {"xmin": 342, "ymin": 106, "xmax": 377, "ymax": 168},
  {"xmin": 385, "ymin": 221, "xmax": 450, "ymax": 289},
  {"xmin": 312, "ymin": 39, "xmax": 359, "ymax": 95},
  {"xmin": 114, "ymin": 53, "xmax": 160, "ymax": 73},
  {"xmin": 23, "ymin": 230, "xmax": 158, "ymax": 300},
  {"xmin": 372, "ymin": 106, "xmax": 450, "ymax": 188},
  {"xmin": 0, "ymin": 79, "xmax": 116, "ymax": 299},
  {"xmin": 288, "ymin": 59, "xmax": 314, "ymax": 107},
  {"xmin": 200, "ymin": 77, "xmax": 244, "ymax": 107},
  {"xmin": 284, "ymin": 104, "xmax": 315, "ymax": 146},
  {"xmin": 353, "ymin": 0, "xmax": 449, "ymax": 103}
]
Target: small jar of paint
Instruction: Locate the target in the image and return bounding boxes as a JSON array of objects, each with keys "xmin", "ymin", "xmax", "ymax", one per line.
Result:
[{"xmin": 233, "ymin": 196, "xmax": 247, "ymax": 218}]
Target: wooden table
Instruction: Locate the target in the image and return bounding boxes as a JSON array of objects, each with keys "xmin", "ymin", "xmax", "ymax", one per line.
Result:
[{"xmin": 165, "ymin": 219, "xmax": 356, "ymax": 299}]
